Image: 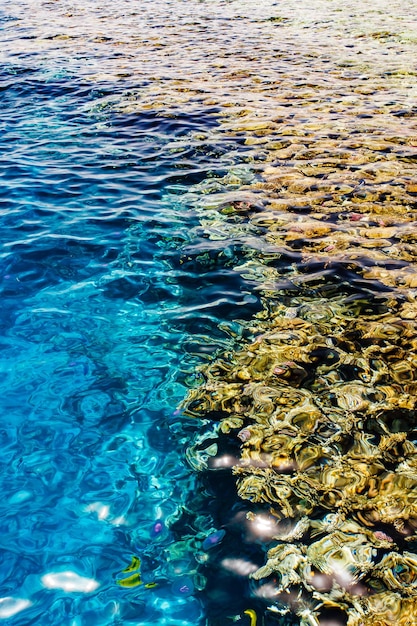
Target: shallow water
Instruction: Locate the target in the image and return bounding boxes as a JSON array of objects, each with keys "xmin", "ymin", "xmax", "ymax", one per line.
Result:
[{"xmin": 1, "ymin": 1, "xmax": 417, "ymax": 625}]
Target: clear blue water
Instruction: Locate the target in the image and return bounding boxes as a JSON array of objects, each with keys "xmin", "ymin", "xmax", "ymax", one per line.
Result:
[
  {"xmin": 5, "ymin": 1, "xmax": 416, "ymax": 624},
  {"xmin": 0, "ymin": 46, "xmax": 262, "ymax": 626}
]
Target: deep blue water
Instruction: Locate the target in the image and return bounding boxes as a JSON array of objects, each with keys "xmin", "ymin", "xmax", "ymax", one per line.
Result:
[{"xmin": 0, "ymin": 61, "xmax": 261, "ymax": 624}]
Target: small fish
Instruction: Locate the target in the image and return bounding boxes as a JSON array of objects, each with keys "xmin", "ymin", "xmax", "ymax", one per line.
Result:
[
  {"xmin": 118, "ymin": 556, "xmax": 157, "ymax": 589},
  {"xmin": 171, "ymin": 576, "xmax": 194, "ymax": 597},
  {"xmin": 244, "ymin": 609, "xmax": 257, "ymax": 626},
  {"xmin": 151, "ymin": 520, "xmax": 165, "ymax": 537},
  {"xmin": 202, "ymin": 529, "xmax": 226, "ymax": 551},
  {"xmin": 118, "ymin": 572, "xmax": 143, "ymax": 588},
  {"xmin": 144, "ymin": 582, "xmax": 158, "ymax": 589},
  {"xmin": 122, "ymin": 556, "xmax": 141, "ymax": 574},
  {"xmin": 118, "ymin": 556, "xmax": 143, "ymax": 587}
]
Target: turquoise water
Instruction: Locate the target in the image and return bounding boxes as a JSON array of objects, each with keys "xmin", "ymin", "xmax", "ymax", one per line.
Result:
[
  {"xmin": 0, "ymin": 77, "xmax": 195, "ymax": 622},
  {"xmin": 0, "ymin": 15, "xmax": 262, "ymax": 625},
  {"xmin": 3, "ymin": 0, "xmax": 417, "ymax": 624}
]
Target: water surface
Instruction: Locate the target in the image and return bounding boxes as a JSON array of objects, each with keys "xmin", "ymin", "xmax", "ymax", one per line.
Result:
[{"xmin": 1, "ymin": 1, "xmax": 417, "ymax": 625}]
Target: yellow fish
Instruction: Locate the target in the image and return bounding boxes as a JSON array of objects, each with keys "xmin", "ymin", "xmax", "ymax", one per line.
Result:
[
  {"xmin": 117, "ymin": 556, "xmax": 157, "ymax": 589},
  {"xmin": 118, "ymin": 572, "xmax": 143, "ymax": 588},
  {"xmin": 244, "ymin": 609, "xmax": 257, "ymax": 626},
  {"xmin": 122, "ymin": 556, "xmax": 141, "ymax": 574}
]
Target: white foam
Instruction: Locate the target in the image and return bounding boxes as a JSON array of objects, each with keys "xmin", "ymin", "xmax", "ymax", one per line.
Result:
[
  {"xmin": 41, "ymin": 571, "xmax": 99, "ymax": 593},
  {"xmin": 0, "ymin": 597, "xmax": 32, "ymax": 619}
]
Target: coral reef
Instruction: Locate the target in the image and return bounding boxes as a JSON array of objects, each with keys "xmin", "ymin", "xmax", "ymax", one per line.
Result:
[
  {"xmin": 164, "ymin": 3, "xmax": 417, "ymax": 623},
  {"xmin": 182, "ymin": 291, "xmax": 417, "ymax": 624}
]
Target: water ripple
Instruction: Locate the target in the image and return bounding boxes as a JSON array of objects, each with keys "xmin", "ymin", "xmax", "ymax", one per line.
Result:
[{"xmin": 1, "ymin": 0, "xmax": 417, "ymax": 624}]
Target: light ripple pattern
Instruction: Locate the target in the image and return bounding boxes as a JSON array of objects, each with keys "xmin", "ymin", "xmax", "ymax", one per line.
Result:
[
  {"xmin": 1, "ymin": 1, "xmax": 417, "ymax": 626},
  {"xmin": 0, "ymin": 4, "xmax": 260, "ymax": 624}
]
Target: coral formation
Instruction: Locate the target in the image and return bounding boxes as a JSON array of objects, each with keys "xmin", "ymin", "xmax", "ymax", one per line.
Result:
[
  {"xmin": 181, "ymin": 122, "xmax": 417, "ymax": 622},
  {"xmin": 182, "ymin": 291, "xmax": 417, "ymax": 624},
  {"xmin": 159, "ymin": 3, "xmax": 417, "ymax": 623}
]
